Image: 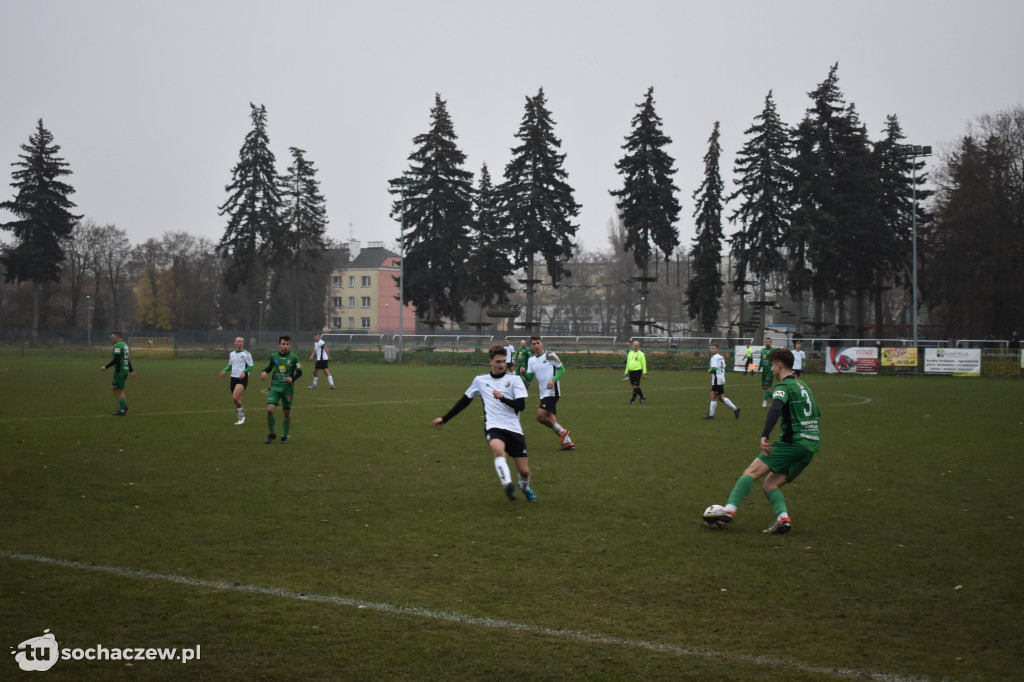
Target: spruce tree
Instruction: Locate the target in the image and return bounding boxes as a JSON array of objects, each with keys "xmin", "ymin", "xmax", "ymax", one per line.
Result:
[
  {"xmin": 610, "ymin": 87, "xmax": 681, "ymax": 335},
  {"xmin": 728, "ymin": 91, "xmax": 793, "ymax": 340},
  {"xmin": 611, "ymin": 86, "xmax": 681, "ymax": 271},
  {"xmin": 500, "ymin": 88, "xmax": 580, "ymax": 332},
  {"xmin": 0, "ymin": 119, "xmax": 81, "ymax": 341},
  {"xmin": 216, "ymin": 103, "xmax": 283, "ymax": 334},
  {"xmin": 388, "ymin": 94, "xmax": 475, "ymax": 328},
  {"xmin": 789, "ymin": 64, "xmax": 880, "ymax": 327},
  {"xmin": 686, "ymin": 122, "xmax": 725, "ymax": 334},
  {"xmin": 466, "ymin": 163, "xmax": 513, "ymax": 313},
  {"xmin": 280, "ymin": 147, "xmax": 329, "ymax": 329},
  {"xmin": 833, "ymin": 103, "xmax": 883, "ymax": 334}
]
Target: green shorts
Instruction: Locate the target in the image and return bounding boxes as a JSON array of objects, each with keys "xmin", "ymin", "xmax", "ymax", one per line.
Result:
[
  {"xmin": 758, "ymin": 441, "xmax": 815, "ymax": 483},
  {"xmin": 760, "ymin": 370, "xmax": 773, "ymax": 388},
  {"xmin": 267, "ymin": 387, "xmax": 294, "ymax": 407},
  {"xmin": 111, "ymin": 372, "xmax": 128, "ymax": 390}
]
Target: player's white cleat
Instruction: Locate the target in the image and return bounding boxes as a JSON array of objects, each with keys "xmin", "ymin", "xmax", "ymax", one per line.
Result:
[{"xmin": 234, "ymin": 416, "xmax": 245, "ymax": 425}]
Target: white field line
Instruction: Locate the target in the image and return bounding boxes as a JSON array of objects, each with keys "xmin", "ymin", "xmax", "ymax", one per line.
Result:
[{"xmin": 0, "ymin": 550, "xmax": 932, "ymax": 682}]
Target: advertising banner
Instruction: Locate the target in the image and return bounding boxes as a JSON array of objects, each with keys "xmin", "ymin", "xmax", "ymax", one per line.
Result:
[
  {"xmin": 924, "ymin": 348, "xmax": 982, "ymax": 376},
  {"xmin": 825, "ymin": 347, "xmax": 879, "ymax": 374},
  {"xmin": 881, "ymin": 347, "xmax": 918, "ymax": 367}
]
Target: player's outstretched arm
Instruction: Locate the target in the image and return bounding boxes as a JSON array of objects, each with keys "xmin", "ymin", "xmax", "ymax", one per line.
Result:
[{"xmin": 436, "ymin": 395, "xmax": 473, "ymax": 426}]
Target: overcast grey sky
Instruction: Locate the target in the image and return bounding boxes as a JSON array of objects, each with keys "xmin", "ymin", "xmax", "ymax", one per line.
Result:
[{"xmin": 2, "ymin": 0, "xmax": 1022, "ymax": 255}]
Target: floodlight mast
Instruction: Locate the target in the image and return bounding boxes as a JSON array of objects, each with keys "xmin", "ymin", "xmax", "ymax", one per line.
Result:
[
  {"xmin": 398, "ymin": 201, "xmax": 405, "ymax": 363},
  {"xmin": 897, "ymin": 144, "xmax": 931, "ymax": 347}
]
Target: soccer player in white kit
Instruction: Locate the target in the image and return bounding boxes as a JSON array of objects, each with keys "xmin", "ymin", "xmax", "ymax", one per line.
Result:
[
  {"xmin": 308, "ymin": 333, "xmax": 335, "ymax": 389},
  {"xmin": 432, "ymin": 345, "xmax": 536, "ymax": 501},
  {"xmin": 219, "ymin": 336, "xmax": 254, "ymax": 424},
  {"xmin": 704, "ymin": 343, "xmax": 741, "ymax": 420},
  {"xmin": 504, "ymin": 338, "xmax": 516, "ymax": 373},
  {"xmin": 791, "ymin": 340, "xmax": 806, "ymax": 377},
  {"xmin": 524, "ymin": 335, "xmax": 575, "ymax": 450}
]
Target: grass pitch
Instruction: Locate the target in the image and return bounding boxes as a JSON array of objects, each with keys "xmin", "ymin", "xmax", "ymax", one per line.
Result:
[{"xmin": 1, "ymin": 354, "xmax": 1022, "ymax": 681}]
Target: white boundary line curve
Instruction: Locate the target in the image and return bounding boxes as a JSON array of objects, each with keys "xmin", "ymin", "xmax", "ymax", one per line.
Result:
[{"xmin": 0, "ymin": 550, "xmax": 934, "ymax": 682}]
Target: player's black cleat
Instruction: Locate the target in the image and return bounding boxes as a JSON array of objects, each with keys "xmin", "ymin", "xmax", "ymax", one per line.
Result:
[
  {"xmin": 280, "ymin": 436, "xmax": 288, "ymax": 444},
  {"xmin": 264, "ymin": 434, "xmax": 276, "ymax": 444},
  {"xmin": 112, "ymin": 410, "xmax": 126, "ymax": 416},
  {"xmin": 504, "ymin": 482, "xmax": 517, "ymax": 501},
  {"xmin": 702, "ymin": 414, "xmax": 714, "ymax": 420},
  {"xmin": 734, "ymin": 407, "xmax": 741, "ymax": 420}
]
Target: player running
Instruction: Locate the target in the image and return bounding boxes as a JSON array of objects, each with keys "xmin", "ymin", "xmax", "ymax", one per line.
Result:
[
  {"xmin": 523, "ymin": 335, "xmax": 575, "ymax": 450},
  {"xmin": 220, "ymin": 336, "xmax": 254, "ymax": 424},
  {"xmin": 432, "ymin": 345, "xmax": 536, "ymax": 502},
  {"xmin": 704, "ymin": 343, "xmax": 740, "ymax": 419},
  {"xmin": 703, "ymin": 348, "xmax": 821, "ymax": 534},
  {"xmin": 260, "ymin": 335, "xmax": 302, "ymax": 444}
]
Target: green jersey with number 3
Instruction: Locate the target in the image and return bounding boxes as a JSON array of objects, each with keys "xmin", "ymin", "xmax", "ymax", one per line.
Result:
[{"xmin": 771, "ymin": 376, "xmax": 821, "ymax": 452}]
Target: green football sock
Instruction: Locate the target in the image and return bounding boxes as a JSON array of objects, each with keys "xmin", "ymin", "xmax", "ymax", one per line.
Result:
[
  {"xmin": 267, "ymin": 414, "xmax": 275, "ymax": 435},
  {"xmin": 118, "ymin": 398, "xmax": 126, "ymax": 411},
  {"xmin": 763, "ymin": 390, "xmax": 772, "ymax": 402},
  {"xmin": 726, "ymin": 474, "xmax": 755, "ymax": 508},
  {"xmin": 282, "ymin": 418, "xmax": 290, "ymax": 437},
  {"xmin": 767, "ymin": 488, "xmax": 788, "ymax": 517}
]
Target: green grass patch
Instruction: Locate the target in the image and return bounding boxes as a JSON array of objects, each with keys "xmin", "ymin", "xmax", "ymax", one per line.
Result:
[{"xmin": 1, "ymin": 357, "xmax": 1022, "ymax": 680}]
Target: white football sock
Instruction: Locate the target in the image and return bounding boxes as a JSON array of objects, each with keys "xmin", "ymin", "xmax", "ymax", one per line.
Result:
[
  {"xmin": 328, "ymin": 376, "xmax": 335, "ymax": 387},
  {"xmin": 493, "ymin": 458, "xmax": 512, "ymax": 485},
  {"xmin": 709, "ymin": 401, "xmax": 717, "ymax": 416},
  {"xmin": 723, "ymin": 397, "xmax": 737, "ymax": 410}
]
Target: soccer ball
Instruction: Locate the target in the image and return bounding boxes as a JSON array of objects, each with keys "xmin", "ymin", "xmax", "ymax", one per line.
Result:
[{"xmin": 703, "ymin": 504, "xmax": 730, "ymax": 529}]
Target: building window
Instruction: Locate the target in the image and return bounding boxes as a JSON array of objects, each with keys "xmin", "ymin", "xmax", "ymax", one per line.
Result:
[
  {"xmin": 331, "ymin": 276, "xmax": 341, "ymax": 287},
  {"xmin": 348, "ymin": 296, "xmax": 355, "ymax": 308},
  {"xmin": 361, "ymin": 296, "xmax": 371, "ymax": 308},
  {"xmin": 347, "ymin": 317, "xmax": 355, "ymax": 329},
  {"xmin": 332, "ymin": 297, "xmax": 342, "ymax": 307},
  {"xmin": 331, "ymin": 317, "xmax": 341, "ymax": 329},
  {"xmin": 348, "ymin": 276, "xmax": 355, "ymax": 287},
  {"xmin": 360, "ymin": 317, "xmax": 371, "ymax": 329},
  {"xmin": 361, "ymin": 276, "xmax": 372, "ymax": 287}
]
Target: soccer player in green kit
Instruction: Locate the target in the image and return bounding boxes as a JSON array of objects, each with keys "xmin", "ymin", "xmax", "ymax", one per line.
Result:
[
  {"xmin": 759, "ymin": 337, "xmax": 774, "ymax": 406},
  {"xmin": 259, "ymin": 335, "xmax": 303, "ymax": 444},
  {"xmin": 704, "ymin": 348, "xmax": 820, "ymax": 534},
  {"xmin": 100, "ymin": 330, "xmax": 135, "ymax": 416},
  {"xmin": 514, "ymin": 339, "xmax": 531, "ymax": 383}
]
